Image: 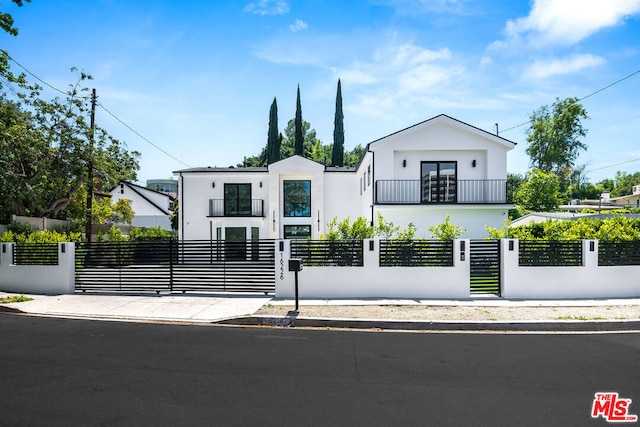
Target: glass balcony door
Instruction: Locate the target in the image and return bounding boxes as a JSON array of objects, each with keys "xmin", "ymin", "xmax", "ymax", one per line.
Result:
[{"xmin": 421, "ymin": 161, "xmax": 457, "ymax": 203}]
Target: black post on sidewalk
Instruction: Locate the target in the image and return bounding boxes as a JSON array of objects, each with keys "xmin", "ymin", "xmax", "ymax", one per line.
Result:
[
  {"xmin": 288, "ymin": 259, "xmax": 303, "ymax": 312},
  {"xmin": 294, "ymin": 269, "xmax": 299, "ymax": 312}
]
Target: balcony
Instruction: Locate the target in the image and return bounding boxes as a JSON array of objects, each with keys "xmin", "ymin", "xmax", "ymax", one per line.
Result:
[
  {"xmin": 375, "ymin": 179, "xmax": 511, "ymax": 204},
  {"xmin": 209, "ymin": 199, "xmax": 265, "ymax": 217}
]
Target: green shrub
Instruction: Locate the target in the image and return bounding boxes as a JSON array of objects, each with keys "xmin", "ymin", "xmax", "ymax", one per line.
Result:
[
  {"xmin": 429, "ymin": 214, "xmax": 466, "ymax": 241},
  {"xmin": 129, "ymin": 226, "xmax": 172, "ymax": 241},
  {"xmin": 490, "ymin": 216, "xmax": 640, "ymax": 241}
]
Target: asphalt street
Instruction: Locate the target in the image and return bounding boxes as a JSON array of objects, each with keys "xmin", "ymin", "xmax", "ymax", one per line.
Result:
[{"xmin": 1, "ymin": 313, "xmax": 639, "ymax": 426}]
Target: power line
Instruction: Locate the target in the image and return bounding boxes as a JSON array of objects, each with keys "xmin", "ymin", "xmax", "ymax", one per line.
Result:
[
  {"xmin": 1, "ymin": 49, "xmax": 75, "ymax": 97},
  {"xmin": 585, "ymin": 158, "xmax": 640, "ymax": 174},
  {"xmin": 500, "ymin": 68, "xmax": 640, "ymax": 134},
  {"xmin": 97, "ymin": 102, "xmax": 192, "ymax": 168},
  {"xmin": 2, "ymin": 51, "xmax": 192, "ymax": 168}
]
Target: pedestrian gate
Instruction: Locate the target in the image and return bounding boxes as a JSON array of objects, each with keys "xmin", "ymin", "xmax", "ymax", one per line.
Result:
[{"xmin": 469, "ymin": 239, "xmax": 501, "ymax": 296}]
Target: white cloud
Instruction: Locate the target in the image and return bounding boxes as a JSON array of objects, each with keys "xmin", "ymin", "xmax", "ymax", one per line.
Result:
[
  {"xmin": 524, "ymin": 54, "xmax": 605, "ymax": 79},
  {"xmin": 336, "ymin": 42, "xmax": 466, "ymax": 119},
  {"xmin": 479, "ymin": 56, "xmax": 492, "ymax": 67},
  {"xmin": 289, "ymin": 19, "xmax": 308, "ymax": 32},
  {"xmin": 244, "ymin": 0, "xmax": 289, "ymax": 16},
  {"xmin": 503, "ymin": 0, "xmax": 640, "ymax": 46}
]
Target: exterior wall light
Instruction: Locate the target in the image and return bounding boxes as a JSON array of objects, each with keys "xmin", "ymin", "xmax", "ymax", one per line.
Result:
[
  {"xmin": 402, "ymin": 159, "xmax": 406, "ymax": 168},
  {"xmin": 472, "ymin": 160, "xmax": 476, "ymax": 167}
]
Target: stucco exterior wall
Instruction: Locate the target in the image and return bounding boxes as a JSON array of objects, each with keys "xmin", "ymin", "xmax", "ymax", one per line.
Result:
[
  {"xmin": 324, "ymin": 171, "xmax": 361, "ymax": 232},
  {"xmin": 501, "ymin": 240, "xmax": 640, "ymax": 299},
  {"xmin": 370, "ymin": 120, "xmax": 509, "ymax": 181},
  {"xmin": 0, "ymin": 243, "xmax": 75, "ymax": 294},
  {"xmin": 374, "ymin": 205, "xmax": 508, "ymax": 239},
  {"xmin": 179, "ymin": 170, "xmax": 270, "ymax": 240},
  {"xmin": 276, "ymin": 239, "xmax": 470, "ymax": 299}
]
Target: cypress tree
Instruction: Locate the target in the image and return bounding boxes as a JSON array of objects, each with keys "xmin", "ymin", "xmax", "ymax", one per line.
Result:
[
  {"xmin": 267, "ymin": 97, "xmax": 280, "ymax": 164},
  {"xmin": 294, "ymin": 85, "xmax": 303, "ymax": 156},
  {"xmin": 332, "ymin": 79, "xmax": 345, "ymax": 166}
]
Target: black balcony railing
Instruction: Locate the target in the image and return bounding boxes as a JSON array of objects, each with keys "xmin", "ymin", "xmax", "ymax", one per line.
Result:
[
  {"xmin": 209, "ymin": 199, "xmax": 265, "ymax": 217},
  {"xmin": 375, "ymin": 179, "xmax": 510, "ymax": 204}
]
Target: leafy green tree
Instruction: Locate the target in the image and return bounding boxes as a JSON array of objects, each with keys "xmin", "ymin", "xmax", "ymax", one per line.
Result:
[
  {"xmin": 281, "ymin": 118, "xmax": 319, "ymax": 159},
  {"xmin": 294, "ymin": 85, "xmax": 303, "ymax": 156},
  {"xmin": 92, "ymin": 198, "xmax": 134, "ymax": 224},
  {"xmin": 611, "ymin": 171, "xmax": 640, "ymax": 197},
  {"xmin": 332, "ymin": 79, "xmax": 344, "ymax": 166},
  {"xmin": 515, "ymin": 169, "xmax": 561, "ymax": 212},
  {"xmin": 0, "ymin": 68, "xmax": 140, "ymax": 223},
  {"xmin": 561, "ymin": 163, "xmax": 601, "ymax": 201},
  {"xmin": 507, "ymin": 173, "xmax": 524, "ymax": 203},
  {"xmin": 309, "ymin": 139, "xmax": 331, "ymax": 165},
  {"xmin": 525, "ymin": 97, "xmax": 588, "ymax": 177},
  {"xmin": 0, "ymin": 0, "xmax": 29, "ymax": 36},
  {"xmin": 344, "ymin": 144, "xmax": 364, "ymax": 167}
]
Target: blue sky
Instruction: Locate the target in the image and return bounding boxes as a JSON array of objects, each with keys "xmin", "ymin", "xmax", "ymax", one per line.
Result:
[{"xmin": 3, "ymin": 0, "xmax": 640, "ymax": 185}]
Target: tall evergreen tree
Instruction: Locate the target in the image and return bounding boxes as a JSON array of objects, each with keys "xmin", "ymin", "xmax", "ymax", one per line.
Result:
[
  {"xmin": 294, "ymin": 85, "xmax": 303, "ymax": 156},
  {"xmin": 332, "ymin": 79, "xmax": 345, "ymax": 166},
  {"xmin": 267, "ymin": 97, "xmax": 280, "ymax": 164}
]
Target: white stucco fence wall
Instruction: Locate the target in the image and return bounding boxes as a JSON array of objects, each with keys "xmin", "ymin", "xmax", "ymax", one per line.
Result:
[
  {"xmin": 275, "ymin": 239, "xmax": 470, "ymax": 299},
  {"xmin": 501, "ymin": 239, "xmax": 640, "ymax": 299},
  {"xmin": 0, "ymin": 243, "xmax": 75, "ymax": 294}
]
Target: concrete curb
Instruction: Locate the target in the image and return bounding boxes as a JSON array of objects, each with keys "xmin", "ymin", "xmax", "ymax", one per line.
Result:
[{"xmin": 219, "ymin": 315, "xmax": 640, "ymax": 332}]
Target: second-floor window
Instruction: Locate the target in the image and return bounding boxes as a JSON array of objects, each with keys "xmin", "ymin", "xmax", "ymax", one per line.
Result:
[
  {"xmin": 283, "ymin": 180, "xmax": 311, "ymax": 217},
  {"xmin": 421, "ymin": 161, "xmax": 457, "ymax": 203},
  {"xmin": 224, "ymin": 183, "xmax": 251, "ymax": 216}
]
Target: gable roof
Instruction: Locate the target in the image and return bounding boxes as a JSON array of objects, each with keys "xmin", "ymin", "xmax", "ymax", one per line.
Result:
[
  {"xmin": 110, "ymin": 181, "xmax": 175, "ymax": 215},
  {"xmin": 174, "ymin": 166, "xmax": 268, "ymax": 174},
  {"xmin": 366, "ymin": 114, "xmax": 517, "ymax": 151}
]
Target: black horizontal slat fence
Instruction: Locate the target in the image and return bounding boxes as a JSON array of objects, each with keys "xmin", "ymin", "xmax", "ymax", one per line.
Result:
[
  {"xmin": 598, "ymin": 241, "xmax": 640, "ymax": 266},
  {"xmin": 75, "ymin": 240, "xmax": 275, "ymax": 293},
  {"xmin": 379, "ymin": 240, "xmax": 453, "ymax": 267},
  {"xmin": 14, "ymin": 243, "xmax": 59, "ymax": 265},
  {"xmin": 518, "ymin": 241, "xmax": 583, "ymax": 266},
  {"xmin": 290, "ymin": 240, "xmax": 363, "ymax": 266}
]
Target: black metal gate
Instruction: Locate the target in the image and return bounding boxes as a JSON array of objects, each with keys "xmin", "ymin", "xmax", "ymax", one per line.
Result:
[
  {"xmin": 75, "ymin": 240, "xmax": 275, "ymax": 294},
  {"xmin": 469, "ymin": 239, "xmax": 500, "ymax": 296}
]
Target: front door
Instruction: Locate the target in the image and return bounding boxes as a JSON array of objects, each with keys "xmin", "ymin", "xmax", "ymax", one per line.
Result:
[{"xmin": 225, "ymin": 227, "xmax": 246, "ymax": 261}]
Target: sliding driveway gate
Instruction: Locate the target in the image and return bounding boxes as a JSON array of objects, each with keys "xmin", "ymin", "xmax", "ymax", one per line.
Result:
[{"xmin": 75, "ymin": 240, "xmax": 275, "ymax": 293}]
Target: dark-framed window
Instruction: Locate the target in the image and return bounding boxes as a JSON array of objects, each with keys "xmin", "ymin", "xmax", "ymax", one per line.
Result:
[
  {"xmin": 421, "ymin": 161, "xmax": 457, "ymax": 203},
  {"xmin": 284, "ymin": 225, "xmax": 311, "ymax": 239},
  {"xmin": 224, "ymin": 183, "xmax": 251, "ymax": 216},
  {"xmin": 283, "ymin": 180, "xmax": 311, "ymax": 217}
]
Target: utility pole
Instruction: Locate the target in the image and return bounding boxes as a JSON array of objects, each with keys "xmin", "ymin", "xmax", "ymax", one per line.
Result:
[{"xmin": 85, "ymin": 88, "xmax": 97, "ymax": 242}]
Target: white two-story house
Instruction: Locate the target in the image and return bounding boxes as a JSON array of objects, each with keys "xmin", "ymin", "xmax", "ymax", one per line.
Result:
[{"xmin": 175, "ymin": 114, "xmax": 515, "ymax": 241}]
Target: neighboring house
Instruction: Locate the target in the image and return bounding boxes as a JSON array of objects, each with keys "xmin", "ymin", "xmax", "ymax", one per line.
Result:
[
  {"xmin": 509, "ymin": 212, "xmax": 591, "ymax": 227},
  {"xmin": 559, "ymin": 185, "xmax": 640, "ymax": 212},
  {"xmin": 610, "ymin": 185, "xmax": 640, "ymax": 207},
  {"xmin": 511, "ymin": 212, "xmax": 640, "ymax": 228},
  {"xmin": 146, "ymin": 178, "xmax": 178, "ymax": 199},
  {"xmin": 109, "ymin": 182, "xmax": 176, "ymax": 230},
  {"xmin": 175, "ymin": 114, "xmax": 516, "ymax": 241}
]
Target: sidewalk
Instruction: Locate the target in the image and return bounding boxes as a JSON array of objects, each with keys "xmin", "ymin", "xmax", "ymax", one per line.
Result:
[{"xmin": 1, "ymin": 291, "xmax": 640, "ymax": 332}]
